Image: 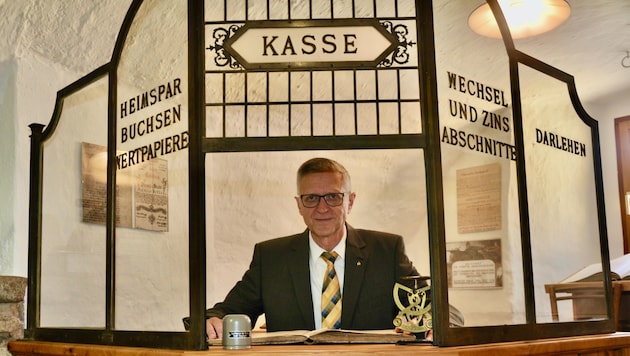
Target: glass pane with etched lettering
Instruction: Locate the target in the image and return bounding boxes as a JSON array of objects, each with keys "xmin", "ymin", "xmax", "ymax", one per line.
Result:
[
  {"xmin": 434, "ymin": 0, "xmax": 525, "ymax": 327},
  {"xmin": 203, "ymin": 1, "xmax": 421, "ymax": 140},
  {"xmin": 114, "ymin": 0, "xmax": 189, "ymax": 331},
  {"xmin": 202, "ymin": 0, "xmax": 427, "ymax": 335},
  {"xmin": 520, "ymin": 65, "xmax": 606, "ymax": 324}
]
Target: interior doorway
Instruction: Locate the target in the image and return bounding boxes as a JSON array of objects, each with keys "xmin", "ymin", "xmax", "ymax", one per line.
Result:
[{"xmin": 615, "ymin": 115, "xmax": 630, "ymax": 253}]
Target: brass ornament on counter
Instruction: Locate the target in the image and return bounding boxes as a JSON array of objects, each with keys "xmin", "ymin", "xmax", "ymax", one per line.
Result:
[{"xmin": 393, "ymin": 275, "xmax": 432, "ymax": 334}]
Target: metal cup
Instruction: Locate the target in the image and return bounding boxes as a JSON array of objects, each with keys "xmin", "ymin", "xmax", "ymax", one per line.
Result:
[{"xmin": 222, "ymin": 314, "xmax": 251, "ymax": 349}]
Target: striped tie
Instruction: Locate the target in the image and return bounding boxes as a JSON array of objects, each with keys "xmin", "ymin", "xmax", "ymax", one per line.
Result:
[{"xmin": 321, "ymin": 251, "xmax": 341, "ymax": 329}]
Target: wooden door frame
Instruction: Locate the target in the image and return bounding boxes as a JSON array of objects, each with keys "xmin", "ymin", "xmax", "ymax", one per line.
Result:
[{"xmin": 615, "ymin": 115, "xmax": 630, "ymax": 253}]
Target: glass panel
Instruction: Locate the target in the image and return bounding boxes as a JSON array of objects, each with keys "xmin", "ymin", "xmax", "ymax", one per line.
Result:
[
  {"xmin": 202, "ymin": 0, "xmax": 425, "ymax": 333},
  {"xmin": 114, "ymin": 0, "xmax": 189, "ymax": 331},
  {"xmin": 40, "ymin": 76, "xmax": 108, "ymax": 328},
  {"xmin": 203, "ymin": 1, "xmax": 421, "ymax": 139},
  {"xmin": 434, "ymin": 0, "xmax": 525, "ymax": 327},
  {"xmin": 519, "ymin": 65, "xmax": 604, "ymax": 324},
  {"xmin": 205, "ymin": 150, "xmax": 430, "ymax": 328}
]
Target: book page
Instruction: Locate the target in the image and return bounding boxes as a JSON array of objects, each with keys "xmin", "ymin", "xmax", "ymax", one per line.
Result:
[
  {"xmin": 308, "ymin": 329, "xmax": 416, "ymax": 344},
  {"xmin": 560, "ymin": 254, "xmax": 630, "ymax": 283},
  {"xmin": 255, "ymin": 328, "xmax": 402, "ymax": 338},
  {"xmin": 208, "ymin": 330, "xmax": 312, "ymax": 346},
  {"xmin": 208, "ymin": 328, "xmax": 415, "ymax": 346},
  {"xmin": 611, "ymin": 254, "xmax": 630, "ymax": 279},
  {"xmin": 335, "ymin": 329, "xmax": 405, "ymax": 335},
  {"xmin": 560, "ymin": 262, "xmax": 602, "ymax": 283}
]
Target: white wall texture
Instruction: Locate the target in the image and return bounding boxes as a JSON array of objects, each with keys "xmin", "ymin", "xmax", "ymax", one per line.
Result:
[
  {"xmin": 5, "ymin": 52, "xmax": 90, "ymax": 277},
  {"xmin": 0, "ymin": 58, "xmax": 17, "ymax": 274}
]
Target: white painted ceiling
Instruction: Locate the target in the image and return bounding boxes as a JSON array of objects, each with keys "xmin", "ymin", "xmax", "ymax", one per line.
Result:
[{"xmin": 2, "ymin": 0, "xmax": 629, "ymax": 112}]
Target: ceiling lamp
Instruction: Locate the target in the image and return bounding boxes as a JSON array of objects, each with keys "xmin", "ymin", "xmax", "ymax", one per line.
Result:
[{"xmin": 468, "ymin": 0, "xmax": 571, "ymax": 39}]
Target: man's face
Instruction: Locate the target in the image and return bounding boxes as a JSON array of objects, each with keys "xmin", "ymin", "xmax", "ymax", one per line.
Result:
[{"xmin": 295, "ymin": 172, "xmax": 355, "ymax": 242}]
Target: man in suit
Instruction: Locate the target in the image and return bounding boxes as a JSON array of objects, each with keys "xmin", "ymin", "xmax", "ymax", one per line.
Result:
[{"xmin": 205, "ymin": 157, "xmax": 421, "ymax": 339}]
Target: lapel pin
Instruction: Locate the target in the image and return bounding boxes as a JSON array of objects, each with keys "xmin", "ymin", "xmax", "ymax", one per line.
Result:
[{"xmin": 356, "ymin": 260, "xmax": 362, "ymax": 266}]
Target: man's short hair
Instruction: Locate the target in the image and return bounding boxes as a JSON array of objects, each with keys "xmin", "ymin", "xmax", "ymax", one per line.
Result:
[{"xmin": 297, "ymin": 158, "xmax": 352, "ymax": 192}]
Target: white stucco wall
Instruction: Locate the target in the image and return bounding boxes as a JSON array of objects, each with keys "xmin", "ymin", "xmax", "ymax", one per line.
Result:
[
  {"xmin": 0, "ymin": 59, "xmax": 17, "ymax": 275},
  {"xmin": 0, "ymin": 54, "xmax": 74, "ymax": 276}
]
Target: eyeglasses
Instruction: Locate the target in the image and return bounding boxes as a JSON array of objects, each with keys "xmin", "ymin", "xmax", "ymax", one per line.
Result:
[{"xmin": 299, "ymin": 193, "xmax": 346, "ymax": 208}]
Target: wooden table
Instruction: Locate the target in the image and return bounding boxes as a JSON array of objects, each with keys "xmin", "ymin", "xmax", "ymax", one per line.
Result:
[
  {"xmin": 544, "ymin": 280, "xmax": 630, "ymax": 328},
  {"xmin": 10, "ymin": 333, "xmax": 630, "ymax": 356}
]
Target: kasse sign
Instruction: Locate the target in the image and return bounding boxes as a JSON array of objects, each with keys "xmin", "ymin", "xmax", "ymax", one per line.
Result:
[{"xmin": 223, "ymin": 19, "xmax": 399, "ymax": 70}]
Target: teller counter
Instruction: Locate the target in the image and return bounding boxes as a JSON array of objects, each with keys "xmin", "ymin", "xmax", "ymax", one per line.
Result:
[{"xmin": 9, "ymin": 333, "xmax": 630, "ymax": 356}]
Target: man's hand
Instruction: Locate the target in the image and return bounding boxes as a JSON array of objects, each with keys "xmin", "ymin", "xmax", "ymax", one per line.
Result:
[{"xmin": 206, "ymin": 317, "xmax": 223, "ymax": 339}]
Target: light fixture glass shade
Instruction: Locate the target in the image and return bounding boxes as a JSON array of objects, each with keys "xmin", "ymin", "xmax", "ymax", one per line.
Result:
[{"xmin": 468, "ymin": 0, "xmax": 571, "ymax": 39}]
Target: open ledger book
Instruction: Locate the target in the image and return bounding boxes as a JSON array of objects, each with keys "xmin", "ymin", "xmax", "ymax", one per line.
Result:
[
  {"xmin": 560, "ymin": 254, "xmax": 630, "ymax": 283},
  {"xmin": 208, "ymin": 328, "xmax": 418, "ymax": 346}
]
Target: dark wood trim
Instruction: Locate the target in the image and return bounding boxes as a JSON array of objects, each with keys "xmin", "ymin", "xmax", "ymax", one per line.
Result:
[
  {"xmin": 187, "ymin": 0, "xmax": 208, "ymax": 350},
  {"xmin": 25, "ymin": 124, "xmax": 44, "ymax": 335},
  {"xmin": 615, "ymin": 115, "xmax": 630, "ymax": 254}
]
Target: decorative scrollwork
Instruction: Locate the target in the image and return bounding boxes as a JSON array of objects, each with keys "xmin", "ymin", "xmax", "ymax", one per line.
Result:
[
  {"xmin": 379, "ymin": 21, "xmax": 416, "ymax": 67},
  {"xmin": 206, "ymin": 24, "xmax": 243, "ymax": 69}
]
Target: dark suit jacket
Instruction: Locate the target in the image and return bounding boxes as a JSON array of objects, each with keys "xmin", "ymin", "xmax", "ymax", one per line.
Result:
[{"xmin": 206, "ymin": 224, "xmax": 420, "ymax": 331}]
